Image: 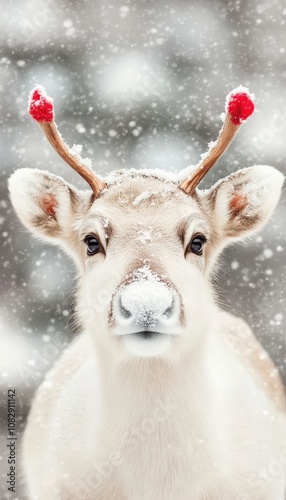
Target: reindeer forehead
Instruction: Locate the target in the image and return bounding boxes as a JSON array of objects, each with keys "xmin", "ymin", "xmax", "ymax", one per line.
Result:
[
  {"xmin": 91, "ymin": 176, "xmax": 200, "ymax": 217},
  {"xmin": 79, "ymin": 176, "xmax": 208, "ymax": 244}
]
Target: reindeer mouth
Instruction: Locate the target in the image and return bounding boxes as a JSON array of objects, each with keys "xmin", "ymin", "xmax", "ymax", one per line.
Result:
[
  {"xmin": 132, "ymin": 331, "xmax": 162, "ymax": 340},
  {"xmin": 116, "ymin": 330, "xmax": 179, "ymax": 340},
  {"xmin": 121, "ymin": 330, "xmax": 176, "ymax": 357},
  {"xmin": 131, "ymin": 331, "xmax": 176, "ymax": 340}
]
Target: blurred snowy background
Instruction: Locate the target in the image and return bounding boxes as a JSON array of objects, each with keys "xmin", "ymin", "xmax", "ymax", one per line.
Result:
[{"xmin": 1, "ymin": 0, "xmax": 286, "ymax": 497}]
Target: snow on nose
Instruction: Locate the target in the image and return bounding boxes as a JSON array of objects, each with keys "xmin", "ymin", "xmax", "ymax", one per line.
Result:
[{"xmin": 114, "ymin": 267, "xmax": 180, "ymax": 332}]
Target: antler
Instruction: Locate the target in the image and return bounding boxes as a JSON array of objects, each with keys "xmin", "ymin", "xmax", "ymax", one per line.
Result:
[
  {"xmin": 179, "ymin": 86, "xmax": 255, "ymax": 195},
  {"xmin": 28, "ymin": 85, "xmax": 106, "ymax": 197}
]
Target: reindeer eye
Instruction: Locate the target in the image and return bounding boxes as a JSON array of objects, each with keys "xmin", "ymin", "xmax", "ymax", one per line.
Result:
[
  {"xmin": 189, "ymin": 235, "xmax": 207, "ymax": 255},
  {"xmin": 84, "ymin": 235, "xmax": 100, "ymax": 255}
]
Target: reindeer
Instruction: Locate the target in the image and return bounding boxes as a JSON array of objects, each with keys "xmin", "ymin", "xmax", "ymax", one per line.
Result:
[{"xmin": 9, "ymin": 85, "xmax": 286, "ymax": 500}]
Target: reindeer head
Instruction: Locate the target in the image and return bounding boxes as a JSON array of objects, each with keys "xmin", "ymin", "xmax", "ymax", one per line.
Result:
[{"xmin": 9, "ymin": 86, "xmax": 283, "ymax": 360}]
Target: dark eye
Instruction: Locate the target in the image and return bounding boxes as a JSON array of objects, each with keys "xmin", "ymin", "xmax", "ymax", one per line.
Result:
[
  {"xmin": 84, "ymin": 235, "xmax": 100, "ymax": 255},
  {"xmin": 189, "ymin": 235, "xmax": 207, "ymax": 255}
]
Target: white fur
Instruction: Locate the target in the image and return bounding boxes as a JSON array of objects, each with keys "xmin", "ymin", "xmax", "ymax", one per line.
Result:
[{"xmin": 9, "ymin": 165, "xmax": 286, "ymax": 500}]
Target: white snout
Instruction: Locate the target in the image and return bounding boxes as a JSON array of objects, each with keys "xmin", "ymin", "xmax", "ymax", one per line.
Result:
[{"xmin": 113, "ymin": 270, "xmax": 182, "ymax": 357}]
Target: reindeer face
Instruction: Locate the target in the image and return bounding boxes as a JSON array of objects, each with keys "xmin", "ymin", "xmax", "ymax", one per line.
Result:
[
  {"xmin": 75, "ymin": 176, "xmax": 212, "ymax": 358},
  {"xmin": 9, "ymin": 166, "xmax": 283, "ymax": 359},
  {"xmin": 8, "ymin": 85, "xmax": 284, "ymax": 359}
]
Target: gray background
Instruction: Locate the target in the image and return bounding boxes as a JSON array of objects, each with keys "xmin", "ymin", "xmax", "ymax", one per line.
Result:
[{"xmin": 0, "ymin": 0, "xmax": 286, "ymax": 498}]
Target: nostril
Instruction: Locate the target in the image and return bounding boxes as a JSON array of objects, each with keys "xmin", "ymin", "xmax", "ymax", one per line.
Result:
[
  {"xmin": 119, "ymin": 298, "xmax": 132, "ymax": 319},
  {"xmin": 163, "ymin": 299, "xmax": 174, "ymax": 319},
  {"xmin": 121, "ymin": 306, "xmax": 132, "ymax": 319}
]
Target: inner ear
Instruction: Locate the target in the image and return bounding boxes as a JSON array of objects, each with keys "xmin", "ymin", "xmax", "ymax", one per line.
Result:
[
  {"xmin": 8, "ymin": 168, "xmax": 90, "ymax": 244},
  {"xmin": 41, "ymin": 192, "xmax": 59, "ymax": 219},
  {"xmin": 197, "ymin": 165, "xmax": 284, "ymax": 243},
  {"xmin": 229, "ymin": 192, "xmax": 248, "ymax": 217}
]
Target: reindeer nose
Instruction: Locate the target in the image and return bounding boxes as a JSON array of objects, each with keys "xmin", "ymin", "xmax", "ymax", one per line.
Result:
[
  {"xmin": 119, "ymin": 294, "xmax": 174, "ymax": 327},
  {"xmin": 114, "ymin": 275, "xmax": 181, "ymax": 334}
]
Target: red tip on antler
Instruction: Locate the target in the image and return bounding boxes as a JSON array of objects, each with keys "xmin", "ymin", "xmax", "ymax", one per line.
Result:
[
  {"xmin": 29, "ymin": 85, "xmax": 54, "ymax": 122},
  {"xmin": 28, "ymin": 85, "xmax": 106, "ymax": 197},
  {"xmin": 179, "ymin": 86, "xmax": 255, "ymax": 195},
  {"xmin": 227, "ymin": 88, "xmax": 255, "ymax": 125}
]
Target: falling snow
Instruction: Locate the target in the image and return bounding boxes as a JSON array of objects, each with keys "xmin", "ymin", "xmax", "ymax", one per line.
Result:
[{"xmin": 1, "ymin": 1, "xmax": 286, "ymax": 498}]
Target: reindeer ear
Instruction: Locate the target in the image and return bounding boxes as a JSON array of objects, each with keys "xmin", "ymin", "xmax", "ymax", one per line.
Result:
[
  {"xmin": 199, "ymin": 166, "xmax": 284, "ymax": 241},
  {"xmin": 8, "ymin": 168, "xmax": 89, "ymax": 243}
]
